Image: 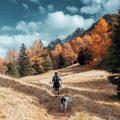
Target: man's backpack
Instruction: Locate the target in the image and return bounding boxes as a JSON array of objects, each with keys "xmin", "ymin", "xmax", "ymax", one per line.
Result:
[{"xmin": 53, "ymin": 76, "xmax": 60, "ymax": 83}]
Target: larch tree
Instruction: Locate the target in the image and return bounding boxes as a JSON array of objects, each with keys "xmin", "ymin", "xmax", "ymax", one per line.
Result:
[
  {"xmin": 50, "ymin": 43, "xmax": 63, "ymax": 69},
  {"xmin": 70, "ymin": 37, "xmax": 83, "ymax": 54},
  {"xmin": 0, "ymin": 58, "xmax": 6, "ymax": 74},
  {"xmin": 62, "ymin": 43, "xmax": 76, "ymax": 66},
  {"xmin": 29, "ymin": 40, "xmax": 45, "ymax": 74},
  {"xmin": 91, "ymin": 18, "xmax": 111, "ymax": 60},
  {"xmin": 5, "ymin": 49, "xmax": 18, "ymax": 77}
]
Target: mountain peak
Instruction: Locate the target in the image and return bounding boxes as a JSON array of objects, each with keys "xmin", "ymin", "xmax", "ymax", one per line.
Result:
[
  {"xmin": 63, "ymin": 28, "xmax": 85, "ymax": 43},
  {"xmin": 47, "ymin": 28, "xmax": 85, "ymax": 50},
  {"xmin": 47, "ymin": 38, "xmax": 62, "ymax": 50}
]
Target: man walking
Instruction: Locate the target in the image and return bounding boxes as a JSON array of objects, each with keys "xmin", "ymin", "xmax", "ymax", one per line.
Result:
[{"xmin": 52, "ymin": 72, "xmax": 62, "ymax": 98}]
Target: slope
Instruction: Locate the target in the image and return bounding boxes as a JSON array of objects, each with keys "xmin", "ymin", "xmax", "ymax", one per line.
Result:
[{"xmin": 0, "ymin": 64, "xmax": 120, "ymax": 120}]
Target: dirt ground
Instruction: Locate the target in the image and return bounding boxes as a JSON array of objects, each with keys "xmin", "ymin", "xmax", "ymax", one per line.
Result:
[{"xmin": 0, "ymin": 64, "xmax": 120, "ymax": 120}]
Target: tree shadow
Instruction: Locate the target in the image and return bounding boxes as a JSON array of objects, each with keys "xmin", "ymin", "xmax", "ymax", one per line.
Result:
[{"xmin": 65, "ymin": 79, "xmax": 116, "ymax": 92}]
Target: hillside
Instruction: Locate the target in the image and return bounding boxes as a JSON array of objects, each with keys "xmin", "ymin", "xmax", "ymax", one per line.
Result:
[{"xmin": 0, "ymin": 64, "xmax": 120, "ymax": 120}]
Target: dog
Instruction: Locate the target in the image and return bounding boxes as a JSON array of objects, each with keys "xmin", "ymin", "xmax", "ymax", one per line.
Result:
[{"xmin": 60, "ymin": 96, "xmax": 72, "ymax": 111}]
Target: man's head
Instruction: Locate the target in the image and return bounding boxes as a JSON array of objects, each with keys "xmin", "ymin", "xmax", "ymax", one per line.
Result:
[{"xmin": 55, "ymin": 72, "xmax": 58, "ymax": 75}]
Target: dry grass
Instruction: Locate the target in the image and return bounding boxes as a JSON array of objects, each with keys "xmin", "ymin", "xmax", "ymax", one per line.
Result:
[
  {"xmin": 0, "ymin": 64, "xmax": 120, "ymax": 120},
  {"xmin": 70, "ymin": 112, "xmax": 105, "ymax": 120}
]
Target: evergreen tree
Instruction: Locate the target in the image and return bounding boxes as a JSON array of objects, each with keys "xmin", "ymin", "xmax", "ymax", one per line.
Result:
[
  {"xmin": 107, "ymin": 9, "xmax": 120, "ymax": 73},
  {"xmin": 78, "ymin": 48, "xmax": 92, "ymax": 65},
  {"xmin": 107, "ymin": 8, "xmax": 120, "ymax": 98},
  {"xmin": 43, "ymin": 49, "xmax": 53, "ymax": 72},
  {"xmin": 32, "ymin": 61, "xmax": 42, "ymax": 74},
  {"xmin": 58, "ymin": 54, "xmax": 65, "ymax": 68},
  {"xmin": 6, "ymin": 62, "xmax": 18, "ymax": 77},
  {"xmin": 43, "ymin": 60, "xmax": 53, "ymax": 71},
  {"xmin": 18, "ymin": 43, "xmax": 33, "ymax": 77},
  {"xmin": 78, "ymin": 49, "xmax": 86, "ymax": 65}
]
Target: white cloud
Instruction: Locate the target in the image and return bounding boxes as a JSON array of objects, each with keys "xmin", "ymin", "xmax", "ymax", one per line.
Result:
[
  {"xmin": 0, "ymin": 47, "xmax": 7, "ymax": 57},
  {"xmin": 102, "ymin": 0, "xmax": 120, "ymax": 15},
  {"xmin": 47, "ymin": 4, "xmax": 54, "ymax": 12},
  {"xmin": 80, "ymin": 4, "xmax": 101, "ymax": 15},
  {"xmin": 81, "ymin": 0, "xmax": 120, "ymax": 16},
  {"xmin": 81, "ymin": 0, "xmax": 106, "ymax": 4},
  {"xmin": 43, "ymin": 11, "xmax": 94, "ymax": 32},
  {"xmin": 13, "ymin": 11, "xmax": 95, "ymax": 43},
  {"xmin": 9, "ymin": 0, "xmax": 17, "ymax": 3},
  {"xmin": 38, "ymin": 5, "xmax": 54, "ymax": 14},
  {"xmin": 0, "ymin": 33, "xmax": 42, "ymax": 57},
  {"xmin": 1, "ymin": 26, "xmax": 14, "ymax": 32},
  {"xmin": 22, "ymin": 3, "xmax": 29, "ymax": 10},
  {"xmin": 38, "ymin": 6, "xmax": 46, "ymax": 14},
  {"xmin": 15, "ymin": 21, "xmax": 41, "ymax": 34},
  {"xmin": 66, "ymin": 6, "xmax": 79, "ymax": 13},
  {"xmin": 29, "ymin": 0, "xmax": 40, "ymax": 4},
  {"xmin": 0, "ymin": 11, "xmax": 95, "ymax": 57}
]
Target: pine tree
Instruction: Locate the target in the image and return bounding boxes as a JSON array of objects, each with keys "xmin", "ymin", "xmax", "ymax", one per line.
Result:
[
  {"xmin": 18, "ymin": 43, "xmax": 33, "ymax": 77},
  {"xmin": 78, "ymin": 49, "xmax": 86, "ymax": 65},
  {"xmin": 107, "ymin": 8, "xmax": 120, "ymax": 98},
  {"xmin": 58, "ymin": 54, "xmax": 65, "ymax": 69},
  {"xmin": 6, "ymin": 62, "xmax": 18, "ymax": 77},
  {"xmin": 78, "ymin": 48, "xmax": 92, "ymax": 65},
  {"xmin": 43, "ymin": 50, "xmax": 53, "ymax": 72},
  {"xmin": 107, "ymin": 9, "xmax": 120, "ymax": 73}
]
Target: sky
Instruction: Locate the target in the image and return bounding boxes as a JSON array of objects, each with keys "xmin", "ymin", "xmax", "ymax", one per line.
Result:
[{"xmin": 0, "ymin": 0, "xmax": 120, "ymax": 57}]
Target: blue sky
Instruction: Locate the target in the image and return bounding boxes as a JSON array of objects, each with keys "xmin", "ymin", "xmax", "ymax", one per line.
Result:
[{"xmin": 0, "ymin": 0, "xmax": 119, "ymax": 57}]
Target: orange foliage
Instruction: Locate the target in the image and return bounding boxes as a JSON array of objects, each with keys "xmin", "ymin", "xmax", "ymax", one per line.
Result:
[
  {"xmin": 62, "ymin": 43, "xmax": 77, "ymax": 65},
  {"xmin": 27, "ymin": 40, "xmax": 45, "ymax": 65},
  {"xmin": 0, "ymin": 58, "xmax": 6, "ymax": 74},
  {"xmin": 54, "ymin": 43, "xmax": 63, "ymax": 53},
  {"xmin": 90, "ymin": 18, "xmax": 111, "ymax": 59},
  {"xmin": 70, "ymin": 37, "xmax": 84, "ymax": 54},
  {"xmin": 6, "ymin": 49, "xmax": 18, "ymax": 63}
]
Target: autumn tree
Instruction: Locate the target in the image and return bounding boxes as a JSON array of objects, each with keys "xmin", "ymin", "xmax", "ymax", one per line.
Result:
[
  {"xmin": 5, "ymin": 49, "xmax": 18, "ymax": 77},
  {"xmin": 27, "ymin": 40, "xmax": 45, "ymax": 74},
  {"xmin": 50, "ymin": 43, "xmax": 63, "ymax": 69},
  {"xmin": 70, "ymin": 37, "xmax": 83, "ymax": 54},
  {"xmin": 27, "ymin": 40, "xmax": 53, "ymax": 74},
  {"xmin": 18, "ymin": 43, "xmax": 33, "ymax": 77},
  {"xmin": 0, "ymin": 58, "xmax": 6, "ymax": 74},
  {"xmin": 90, "ymin": 18, "xmax": 111, "ymax": 61},
  {"xmin": 62, "ymin": 43, "xmax": 76, "ymax": 66},
  {"xmin": 6, "ymin": 49, "xmax": 18, "ymax": 63}
]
